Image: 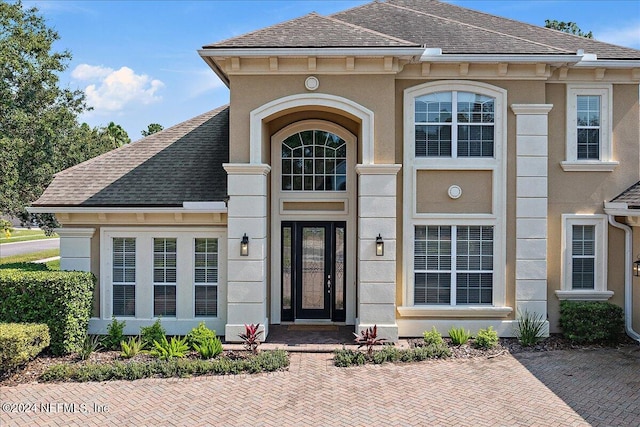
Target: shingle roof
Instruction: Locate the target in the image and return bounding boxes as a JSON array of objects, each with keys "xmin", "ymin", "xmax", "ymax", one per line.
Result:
[
  {"xmin": 204, "ymin": 0, "xmax": 640, "ymax": 59},
  {"xmin": 611, "ymin": 182, "xmax": 640, "ymax": 208},
  {"xmin": 204, "ymin": 12, "xmax": 417, "ymax": 48},
  {"xmin": 32, "ymin": 106, "xmax": 229, "ymax": 207}
]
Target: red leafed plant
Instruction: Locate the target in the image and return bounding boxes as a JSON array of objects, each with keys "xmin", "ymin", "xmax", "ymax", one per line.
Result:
[
  {"xmin": 353, "ymin": 325, "xmax": 387, "ymax": 357},
  {"xmin": 238, "ymin": 323, "xmax": 263, "ymax": 354}
]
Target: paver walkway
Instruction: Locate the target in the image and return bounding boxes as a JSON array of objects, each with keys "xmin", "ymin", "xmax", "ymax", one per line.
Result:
[{"xmin": 1, "ymin": 347, "xmax": 639, "ymax": 426}]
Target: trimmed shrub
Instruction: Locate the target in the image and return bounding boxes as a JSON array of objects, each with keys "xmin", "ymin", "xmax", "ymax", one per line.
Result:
[
  {"xmin": 423, "ymin": 326, "xmax": 444, "ymax": 346},
  {"xmin": 474, "ymin": 326, "xmax": 499, "ymax": 349},
  {"xmin": 559, "ymin": 300, "xmax": 624, "ymax": 344},
  {"xmin": 0, "ymin": 269, "xmax": 94, "ymax": 355},
  {"xmin": 0, "ymin": 323, "xmax": 50, "ymax": 372},
  {"xmin": 140, "ymin": 319, "xmax": 166, "ymax": 347},
  {"xmin": 102, "ymin": 318, "xmax": 126, "ymax": 351},
  {"xmin": 186, "ymin": 322, "xmax": 217, "ymax": 350}
]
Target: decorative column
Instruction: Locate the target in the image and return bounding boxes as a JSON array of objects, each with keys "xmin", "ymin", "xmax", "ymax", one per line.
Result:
[
  {"xmin": 223, "ymin": 164, "xmax": 271, "ymax": 341},
  {"xmin": 511, "ymin": 104, "xmax": 553, "ymax": 331},
  {"xmin": 55, "ymin": 227, "xmax": 95, "ymax": 272},
  {"xmin": 356, "ymin": 164, "xmax": 402, "ymax": 342}
]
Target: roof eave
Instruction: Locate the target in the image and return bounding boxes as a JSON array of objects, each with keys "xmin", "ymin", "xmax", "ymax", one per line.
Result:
[
  {"xmin": 28, "ymin": 202, "xmax": 228, "ymax": 215},
  {"xmin": 198, "ymin": 46, "xmax": 425, "ymax": 58},
  {"xmin": 420, "ymin": 52, "xmax": 584, "ymax": 66},
  {"xmin": 200, "ymin": 55, "xmax": 230, "ymax": 88}
]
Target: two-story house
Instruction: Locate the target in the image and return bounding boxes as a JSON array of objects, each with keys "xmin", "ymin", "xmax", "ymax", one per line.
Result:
[{"xmin": 30, "ymin": 0, "xmax": 640, "ymax": 341}]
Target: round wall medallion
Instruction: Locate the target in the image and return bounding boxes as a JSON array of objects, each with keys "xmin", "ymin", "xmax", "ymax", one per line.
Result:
[
  {"xmin": 448, "ymin": 185, "xmax": 462, "ymax": 199},
  {"xmin": 305, "ymin": 76, "xmax": 319, "ymax": 91}
]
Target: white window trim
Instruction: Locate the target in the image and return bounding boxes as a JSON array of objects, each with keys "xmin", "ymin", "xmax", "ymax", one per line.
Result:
[
  {"xmin": 561, "ymin": 84, "xmax": 617, "ymax": 172},
  {"xmin": 401, "ymin": 81, "xmax": 508, "ymax": 315},
  {"xmin": 556, "ymin": 214, "xmax": 613, "ymax": 301},
  {"xmin": 193, "ymin": 237, "xmax": 220, "ymax": 318},
  {"xmin": 100, "ymin": 227, "xmax": 227, "ymax": 322},
  {"xmin": 152, "ymin": 238, "xmax": 177, "ymax": 318}
]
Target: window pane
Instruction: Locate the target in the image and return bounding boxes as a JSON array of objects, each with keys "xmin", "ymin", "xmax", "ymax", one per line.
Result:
[
  {"xmin": 153, "ymin": 238, "xmax": 176, "ymax": 284},
  {"xmin": 456, "ymin": 273, "xmax": 493, "ymax": 304},
  {"xmin": 576, "ymin": 95, "xmax": 601, "ymax": 160},
  {"xmin": 113, "ymin": 284, "xmax": 135, "ymax": 316},
  {"xmin": 572, "ymin": 225, "xmax": 595, "ymax": 290},
  {"xmin": 415, "ymin": 273, "xmax": 451, "ymax": 304},
  {"xmin": 154, "ymin": 285, "xmax": 176, "ymax": 317},
  {"xmin": 572, "ymin": 259, "xmax": 595, "ymax": 289},
  {"xmin": 195, "ymin": 285, "xmax": 218, "ymax": 317}
]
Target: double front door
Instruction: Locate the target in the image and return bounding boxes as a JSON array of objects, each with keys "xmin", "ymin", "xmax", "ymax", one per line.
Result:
[{"xmin": 281, "ymin": 222, "xmax": 346, "ymax": 321}]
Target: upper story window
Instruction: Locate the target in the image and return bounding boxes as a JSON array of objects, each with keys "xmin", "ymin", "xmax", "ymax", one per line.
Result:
[
  {"xmin": 281, "ymin": 130, "xmax": 346, "ymax": 191},
  {"xmin": 562, "ymin": 84, "xmax": 617, "ymax": 172},
  {"xmin": 414, "ymin": 91, "xmax": 495, "ymax": 158}
]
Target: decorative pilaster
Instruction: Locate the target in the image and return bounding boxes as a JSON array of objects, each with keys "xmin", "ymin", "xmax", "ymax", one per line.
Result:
[
  {"xmin": 223, "ymin": 163, "xmax": 271, "ymax": 341},
  {"xmin": 355, "ymin": 164, "xmax": 402, "ymax": 341},
  {"xmin": 55, "ymin": 228, "xmax": 95, "ymax": 272},
  {"xmin": 511, "ymin": 104, "xmax": 552, "ymax": 330}
]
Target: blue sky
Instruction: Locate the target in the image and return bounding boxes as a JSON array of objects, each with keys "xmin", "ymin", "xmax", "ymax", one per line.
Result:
[{"xmin": 23, "ymin": 0, "xmax": 640, "ymax": 140}]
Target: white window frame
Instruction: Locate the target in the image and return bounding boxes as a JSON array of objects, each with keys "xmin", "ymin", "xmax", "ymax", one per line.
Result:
[
  {"xmin": 561, "ymin": 84, "xmax": 617, "ymax": 172},
  {"xmin": 112, "ymin": 237, "xmax": 136, "ymax": 317},
  {"xmin": 101, "ymin": 227, "xmax": 227, "ymax": 322},
  {"xmin": 153, "ymin": 238, "xmax": 177, "ymax": 317},
  {"xmin": 400, "ymin": 81, "xmax": 510, "ymax": 318},
  {"xmin": 556, "ymin": 214, "xmax": 613, "ymax": 301},
  {"xmin": 193, "ymin": 237, "xmax": 219, "ymax": 318}
]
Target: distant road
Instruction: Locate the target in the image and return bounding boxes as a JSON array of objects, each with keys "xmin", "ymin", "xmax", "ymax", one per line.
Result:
[{"xmin": 0, "ymin": 238, "xmax": 60, "ymax": 258}]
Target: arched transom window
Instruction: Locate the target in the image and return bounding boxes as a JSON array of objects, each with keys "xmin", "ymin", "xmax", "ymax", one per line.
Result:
[{"xmin": 281, "ymin": 130, "xmax": 347, "ymax": 191}]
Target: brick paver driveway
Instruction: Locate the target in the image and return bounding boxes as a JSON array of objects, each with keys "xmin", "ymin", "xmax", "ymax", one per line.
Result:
[{"xmin": 2, "ymin": 347, "xmax": 639, "ymax": 426}]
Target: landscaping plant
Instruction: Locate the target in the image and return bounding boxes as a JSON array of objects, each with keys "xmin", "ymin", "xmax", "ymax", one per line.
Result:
[
  {"xmin": 239, "ymin": 323, "xmax": 263, "ymax": 354},
  {"xmin": 193, "ymin": 336, "xmax": 223, "ymax": 359},
  {"xmin": 78, "ymin": 334, "xmax": 102, "ymax": 360},
  {"xmin": 0, "ymin": 323, "xmax": 50, "ymax": 373},
  {"xmin": 120, "ymin": 336, "xmax": 146, "ymax": 359},
  {"xmin": 559, "ymin": 301, "xmax": 624, "ymax": 344},
  {"xmin": 515, "ymin": 310, "xmax": 546, "ymax": 346},
  {"xmin": 423, "ymin": 326, "xmax": 444, "ymax": 346},
  {"xmin": 448, "ymin": 326, "xmax": 471, "ymax": 346},
  {"xmin": 141, "ymin": 319, "xmax": 166, "ymax": 347},
  {"xmin": 474, "ymin": 326, "xmax": 499, "ymax": 349},
  {"xmin": 186, "ymin": 322, "xmax": 217, "ymax": 350},
  {"xmin": 102, "ymin": 318, "xmax": 126, "ymax": 350},
  {"xmin": 150, "ymin": 336, "xmax": 190, "ymax": 360},
  {"xmin": 353, "ymin": 325, "xmax": 387, "ymax": 357}
]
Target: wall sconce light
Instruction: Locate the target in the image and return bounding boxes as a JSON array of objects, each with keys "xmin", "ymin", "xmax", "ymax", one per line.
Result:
[
  {"xmin": 634, "ymin": 256, "xmax": 640, "ymax": 277},
  {"xmin": 376, "ymin": 234, "xmax": 384, "ymax": 256},
  {"xmin": 240, "ymin": 233, "xmax": 249, "ymax": 256}
]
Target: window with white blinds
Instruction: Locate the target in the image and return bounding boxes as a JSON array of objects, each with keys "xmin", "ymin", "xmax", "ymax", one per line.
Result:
[
  {"xmin": 112, "ymin": 237, "xmax": 136, "ymax": 316},
  {"xmin": 194, "ymin": 238, "xmax": 218, "ymax": 317},
  {"xmin": 153, "ymin": 238, "xmax": 177, "ymax": 317}
]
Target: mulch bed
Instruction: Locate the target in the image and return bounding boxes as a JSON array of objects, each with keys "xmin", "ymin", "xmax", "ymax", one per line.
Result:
[{"xmin": 2, "ymin": 335, "xmax": 638, "ymax": 387}]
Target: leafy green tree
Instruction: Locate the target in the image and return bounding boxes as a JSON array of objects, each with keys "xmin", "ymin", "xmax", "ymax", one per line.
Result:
[
  {"xmin": 141, "ymin": 123, "xmax": 163, "ymax": 137},
  {"xmin": 545, "ymin": 19, "xmax": 593, "ymax": 38},
  {"xmin": 0, "ymin": 1, "xmax": 120, "ymax": 232},
  {"xmin": 104, "ymin": 121, "xmax": 131, "ymax": 149}
]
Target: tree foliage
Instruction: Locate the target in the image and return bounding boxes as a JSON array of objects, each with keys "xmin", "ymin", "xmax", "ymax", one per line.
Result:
[
  {"xmin": 0, "ymin": 1, "xmax": 128, "ymax": 232},
  {"xmin": 545, "ymin": 19, "xmax": 593, "ymax": 39},
  {"xmin": 141, "ymin": 123, "xmax": 163, "ymax": 137}
]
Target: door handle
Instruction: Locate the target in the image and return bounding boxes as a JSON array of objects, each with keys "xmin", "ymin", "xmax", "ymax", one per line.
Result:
[{"xmin": 327, "ymin": 274, "xmax": 331, "ymax": 294}]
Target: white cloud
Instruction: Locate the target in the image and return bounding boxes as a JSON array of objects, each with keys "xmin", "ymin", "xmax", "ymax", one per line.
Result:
[
  {"xmin": 596, "ymin": 23, "xmax": 640, "ymax": 49},
  {"xmin": 71, "ymin": 64, "xmax": 165, "ymax": 113}
]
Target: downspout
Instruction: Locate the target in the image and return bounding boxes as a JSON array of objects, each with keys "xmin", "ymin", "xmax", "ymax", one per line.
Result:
[{"xmin": 607, "ymin": 215, "xmax": 640, "ymax": 342}]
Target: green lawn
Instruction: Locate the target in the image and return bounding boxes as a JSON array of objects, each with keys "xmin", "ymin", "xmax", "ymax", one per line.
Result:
[
  {"xmin": 0, "ymin": 249, "xmax": 60, "ymax": 268},
  {"xmin": 0, "ymin": 229, "xmax": 58, "ymax": 244}
]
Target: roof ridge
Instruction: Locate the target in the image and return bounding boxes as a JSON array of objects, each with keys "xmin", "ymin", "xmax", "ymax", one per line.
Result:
[
  {"xmin": 321, "ymin": 12, "xmax": 416, "ymax": 46},
  {"xmin": 383, "ymin": 1, "xmax": 572, "ymax": 54},
  {"xmin": 54, "ymin": 106, "xmax": 229, "ymax": 178}
]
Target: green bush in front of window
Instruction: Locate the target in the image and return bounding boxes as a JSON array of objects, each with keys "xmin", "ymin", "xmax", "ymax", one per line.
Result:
[
  {"xmin": 102, "ymin": 318, "xmax": 126, "ymax": 350},
  {"xmin": 140, "ymin": 319, "xmax": 166, "ymax": 347},
  {"xmin": 423, "ymin": 326, "xmax": 444, "ymax": 346},
  {"xmin": 473, "ymin": 326, "xmax": 499, "ymax": 349},
  {"xmin": 0, "ymin": 269, "xmax": 94, "ymax": 355},
  {"xmin": 185, "ymin": 321, "xmax": 217, "ymax": 350},
  {"xmin": 559, "ymin": 300, "xmax": 624, "ymax": 344},
  {"xmin": 448, "ymin": 326, "xmax": 472, "ymax": 346}
]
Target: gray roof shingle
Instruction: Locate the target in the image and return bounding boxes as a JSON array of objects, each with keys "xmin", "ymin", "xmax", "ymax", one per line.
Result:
[
  {"xmin": 32, "ymin": 106, "xmax": 229, "ymax": 207},
  {"xmin": 205, "ymin": 12, "xmax": 417, "ymax": 48},
  {"xmin": 611, "ymin": 182, "xmax": 640, "ymax": 208}
]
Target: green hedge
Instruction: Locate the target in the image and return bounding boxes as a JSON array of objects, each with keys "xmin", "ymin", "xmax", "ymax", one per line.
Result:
[
  {"xmin": 0, "ymin": 269, "xmax": 94, "ymax": 355},
  {"xmin": 559, "ymin": 300, "xmax": 624, "ymax": 344},
  {"xmin": 0, "ymin": 323, "xmax": 50, "ymax": 372}
]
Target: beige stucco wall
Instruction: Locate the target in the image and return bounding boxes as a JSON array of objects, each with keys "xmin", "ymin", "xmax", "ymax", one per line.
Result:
[
  {"xmin": 416, "ymin": 170, "xmax": 492, "ymax": 214},
  {"xmin": 546, "ymin": 83, "xmax": 640, "ymax": 332},
  {"xmin": 229, "ymin": 74, "xmax": 397, "ymax": 164}
]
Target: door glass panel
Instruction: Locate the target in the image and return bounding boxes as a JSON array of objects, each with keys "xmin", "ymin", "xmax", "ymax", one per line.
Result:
[
  {"xmin": 335, "ymin": 226, "xmax": 344, "ymax": 311},
  {"xmin": 301, "ymin": 227, "xmax": 325, "ymax": 310},
  {"xmin": 282, "ymin": 227, "xmax": 292, "ymax": 310}
]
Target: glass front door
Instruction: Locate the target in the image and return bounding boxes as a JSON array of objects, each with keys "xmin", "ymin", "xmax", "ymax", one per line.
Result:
[{"xmin": 281, "ymin": 222, "xmax": 345, "ymax": 321}]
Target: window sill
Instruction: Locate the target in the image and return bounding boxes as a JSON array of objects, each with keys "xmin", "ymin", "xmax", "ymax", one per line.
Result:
[
  {"xmin": 555, "ymin": 290, "xmax": 614, "ymax": 301},
  {"xmin": 397, "ymin": 306, "xmax": 513, "ymax": 318},
  {"xmin": 560, "ymin": 161, "xmax": 619, "ymax": 172}
]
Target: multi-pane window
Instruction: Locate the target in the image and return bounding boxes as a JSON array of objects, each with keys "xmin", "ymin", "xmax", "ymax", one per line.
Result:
[
  {"xmin": 576, "ymin": 95, "xmax": 600, "ymax": 160},
  {"xmin": 571, "ymin": 225, "xmax": 595, "ymax": 289},
  {"xmin": 281, "ymin": 130, "xmax": 347, "ymax": 191},
  {"xmin": 153, "ymin": 238, "xmax": 177, "ymax": 317},
  {"xmin": 414, "ymin": 226, "xmax": 493, "ymax": 305},
  {"xmin": 415, "ymin": 91, "xmax": 494, "ymax": 158},
  {"xmin": 194, "ymin": 238, "xmax": 218, "ymax": 317},
  {"xmin": 113, "ymin": 238, "xmax": 136, "ymax": 316}
]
